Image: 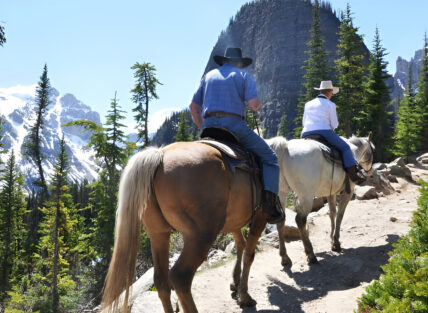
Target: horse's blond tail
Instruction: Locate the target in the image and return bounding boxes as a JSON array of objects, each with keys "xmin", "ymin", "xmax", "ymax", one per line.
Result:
[{"xmin": 101, "ymin": 146, "xmax": 164, "ymax": 313}]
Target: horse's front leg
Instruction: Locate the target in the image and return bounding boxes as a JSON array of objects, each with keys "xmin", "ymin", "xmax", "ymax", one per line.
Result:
[
  {"xmin": 327, "ymin": 195, "xmax": 337, "ymax": 250},
  {"xmin": 276, "ymin": 222, "xmax": 292, "ymax": 267},
  {"xmin": 230, "ymin": 230, "xmax": 246, "ymax": 295},
  {"xmin": 332, "ymin": 191, "xmax": 352, "ymax": 252},
  {"xmin": 238, "ymin": 210, "xmax": 267, "ymax": 307}
]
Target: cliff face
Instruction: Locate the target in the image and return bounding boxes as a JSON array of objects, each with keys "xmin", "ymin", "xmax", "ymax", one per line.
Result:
[
  {"xmin": 203, "ymin": 0, "xmax": 344, "ymax": 137},
  {"xmin": 390, "ymin": 49, "xmax": 424, "ymax": 117}
]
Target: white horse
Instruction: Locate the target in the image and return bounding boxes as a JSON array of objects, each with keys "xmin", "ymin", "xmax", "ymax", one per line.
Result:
[{"xmin": 267, "ymin": 134, "xmax": 375, "ymax": 265}]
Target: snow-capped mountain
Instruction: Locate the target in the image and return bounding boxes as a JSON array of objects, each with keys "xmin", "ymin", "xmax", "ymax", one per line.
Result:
[{"xmin": 0, "ymin": 85, "xmax": 100, "ymax": 188}]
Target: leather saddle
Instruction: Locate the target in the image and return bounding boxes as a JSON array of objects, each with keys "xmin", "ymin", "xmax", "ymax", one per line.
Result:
[
  {"xmin": 199, "ymin": 127, "xmax": 261, "ymax": 175},
  {"xmin": 302, "ymin": 134, "xmax": 343, "ymax": 166}
]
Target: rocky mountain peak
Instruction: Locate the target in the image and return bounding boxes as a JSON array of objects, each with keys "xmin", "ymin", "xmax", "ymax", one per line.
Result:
[
  {"xmin": 0, "ymin": 85, "xmax": 100, "ymax": 188},
  {"xmin": 203, "ymin": 0, "xmax": 357, "ymax": 137}
]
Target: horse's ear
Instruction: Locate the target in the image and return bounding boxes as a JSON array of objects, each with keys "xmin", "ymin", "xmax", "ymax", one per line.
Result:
[{"xmin": 367, "ymin": 131, "xmax": 372, "ymax": 142}]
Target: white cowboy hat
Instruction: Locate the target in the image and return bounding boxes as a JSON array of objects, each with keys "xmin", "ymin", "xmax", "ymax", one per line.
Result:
[{"xmin": 314, "ymin": 80, "xmax": 339, "ymax": 94}]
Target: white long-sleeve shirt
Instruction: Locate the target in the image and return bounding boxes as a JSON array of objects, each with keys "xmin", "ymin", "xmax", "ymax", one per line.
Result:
[{"xmin": 302, "ymin": 94, "xmax": 339, "ymax": 133}]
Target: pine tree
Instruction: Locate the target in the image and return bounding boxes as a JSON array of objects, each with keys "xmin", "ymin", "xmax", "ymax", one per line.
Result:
[
  {"xmin": 415, "ymin": 34, "xmax": 428, "ymax": 150},
  {"xmin": 10, "ymin": 137, "xmax": 77, "ymax": 313},
  {"xmin": 23, "ymin": 64, "xmax": 51, "ymax": 199},
  {"xmin": 334, "ymin": 4, "xmax": 366, "ymax": 137},
  {"xmin": 246, "ymin": 107, "xmax": 262, "ymax": 134},
  {"xmin": 63, "ymin": 95, "xmax": 136, "ymax": 301},
  {"xmin": 393, "ymin": 68, "xmax": 420, "ymax": 160},
  {"xmin": 130, "ymin": 62, "xmax": 162, "ymax": 148},
  {"xmin": 0, "ymin": 151, "xmax": 27, "ymax": 301},
  {"xmin": 174, "ymin": 111, "xmax": 193, "ymax": 142},
  {"xmin": 50, "ymin": 136, "xmax": 73, "ymax": 312},
  {"xmin": 20, "ymin": 64, "xmax": 52, "ymax": 277},
  {"xmin": 278, "ymin": 112, "xmax": 293, "ymax": 138},
  {"xmin": 361, "ymin": 27, "xmax": 391, "ymax": 160},
  {"xmin": 294, "ymin": 0, "xmax": 329, "ymax": 137}
]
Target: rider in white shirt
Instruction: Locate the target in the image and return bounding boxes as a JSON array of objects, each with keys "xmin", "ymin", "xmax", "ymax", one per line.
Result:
[{"xmin": 301, "ymin": 81, "xmax": 365, "ymax": 185}]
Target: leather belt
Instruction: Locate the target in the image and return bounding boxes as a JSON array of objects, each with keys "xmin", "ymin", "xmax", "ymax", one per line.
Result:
[{"xmin": 204, "ymin": 111, "xmax": 245, "ymax": 120}]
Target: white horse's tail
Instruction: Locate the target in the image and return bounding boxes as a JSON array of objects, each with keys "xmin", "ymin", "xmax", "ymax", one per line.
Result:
[
  {"xmin": 101, "ymin": 146, "xmax": 164, "ymax": 313},
  {"xmin": 266, "ymin": 136, "xmax": 292, "ymax": 192}
]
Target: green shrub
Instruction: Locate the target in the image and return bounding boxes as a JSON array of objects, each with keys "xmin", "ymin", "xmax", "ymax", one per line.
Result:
[{"xmin": 356, "ymin": 179, "xmax": 428, "ymax": 313}]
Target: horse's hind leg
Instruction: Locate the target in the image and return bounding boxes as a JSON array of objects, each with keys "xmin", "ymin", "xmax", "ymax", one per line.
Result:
[
  {"xmin": 144, "ymin": 200, "xmax": 175, "ymax": 313},
  {"xmin": 332, "ymin": 192, "xmax": 352, "ymax": 252},
  {"xmin": 151, "ymin": 232, "xmax": 174, "ymax": 313},
  {"xmin": 230, "ymin": 230, "xmax": 246, "ymax": 295},
  {"xmin": 238, "ymin": 210, "xmax": 267, "ymax": 307},
  {"xmin": 169, "ymin": 233, "xmax": 216, "ymax": 313},
  {"xmin": 296, "ymin": 196, "xmax": 318, "ymax": 264},
  {"xmin": 276, "ymin": 223, "xmax": 292, "ymax": 267}
]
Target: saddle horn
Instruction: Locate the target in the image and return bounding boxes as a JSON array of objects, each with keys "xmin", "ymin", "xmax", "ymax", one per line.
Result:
[{"xmin": 367, "ymin": 131, "xmax": 372, "ymax": 142}]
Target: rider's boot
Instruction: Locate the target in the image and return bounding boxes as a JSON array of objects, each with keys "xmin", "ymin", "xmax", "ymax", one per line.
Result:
[
  {"xmin": 345, "ymin": 165, "xmax": 366, "ymax": 185},
  {"xmin": 261, "ymin": 190, "xmax": 285, "ymax": 224}
]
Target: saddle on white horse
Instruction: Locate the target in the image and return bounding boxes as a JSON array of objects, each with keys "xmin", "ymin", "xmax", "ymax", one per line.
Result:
[
  {"xmin": 302, "ymin": 134, "xmax": 343, "ymax": 166},
  {"xmin": 302, "ymin": 134, "xmax": 352, "ymax": 193}
]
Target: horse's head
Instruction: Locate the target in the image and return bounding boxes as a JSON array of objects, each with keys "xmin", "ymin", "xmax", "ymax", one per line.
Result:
[{"xmin": 349, "ymin": 132, "xmax": 375, "ymax": 174}]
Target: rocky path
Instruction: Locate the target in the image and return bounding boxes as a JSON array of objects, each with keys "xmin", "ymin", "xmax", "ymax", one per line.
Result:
[{"xmin": 133, "ymin": 164, "xmax": 427, "ymax": 313}]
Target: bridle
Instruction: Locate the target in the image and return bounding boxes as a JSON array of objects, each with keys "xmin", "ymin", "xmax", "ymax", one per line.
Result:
[{"xmin": 360, "ymin": 138, "xmax": 375, "ymax": 174}]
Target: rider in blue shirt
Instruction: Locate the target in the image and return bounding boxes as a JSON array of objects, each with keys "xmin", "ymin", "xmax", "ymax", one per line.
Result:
[{"xmin": 189, "ymin": 47, "xmax": 285, "ymax": 224}]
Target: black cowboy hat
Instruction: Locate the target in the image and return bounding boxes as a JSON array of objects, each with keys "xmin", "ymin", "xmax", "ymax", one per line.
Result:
[{"xmin": 213, "ymin": 47, "xmax": 252, "ymax": 67}]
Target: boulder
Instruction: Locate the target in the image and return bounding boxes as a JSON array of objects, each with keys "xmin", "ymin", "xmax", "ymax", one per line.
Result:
[
  {"xmin": 354, "ymin": 185, "xmax": 378, "ymax": 200},
  {"xmin": 416, "ymin": 152, "xmax": 428, "ymax": 160},
  {"xmin": 225, "ymin": 242, "xmax": 236, "ymax": 256},
  {"xmin": 132, "ymin": 290, "xmax": 179, "ymax": 313},
  {"xmin": 372, "ymin": 162, "xmax": 387, "ymax": 171},
  {"xmin": 386, "ymin": 157, "xmax": 412, "ymax": 180},
  {"xmin": 390, "ymin": 157, "xmax": 406, "ymax": 167},
  {"xmin": 417, "ymin": 152, "xmax": 428, "ymax": 164},
  {"xmin": 259, "ymin": 230, "xmax": 280, "ymax": 247},
  {"xmin": 388, "ymin": 174, "xmax": 399, "ymax": 183},
  {"xmin": 387, "ymin": 164, "xmax": 412, "ymax": 180},
  {"xmin": 206, "ymin": 249, "xmax": 227, "ymax": 266},
  {"xmin": 364, "ymin": 169, "xmax": 395, "ymax": 195}
]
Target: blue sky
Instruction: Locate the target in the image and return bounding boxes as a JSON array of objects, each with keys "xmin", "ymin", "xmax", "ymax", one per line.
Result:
[{"xmin": 1, "ymin": 0, "xmax": 427, "ymax": 132}]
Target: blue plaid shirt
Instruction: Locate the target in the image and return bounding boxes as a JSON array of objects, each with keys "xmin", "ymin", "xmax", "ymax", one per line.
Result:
[{"xmin": 192, "ymin": 64, "xmax": 258, "ymax": 118}]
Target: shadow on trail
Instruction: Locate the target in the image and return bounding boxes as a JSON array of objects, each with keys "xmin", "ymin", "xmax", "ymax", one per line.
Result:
[{"xmin": 240, "ymin": 234, "xmax": 399, "ymax": 313}]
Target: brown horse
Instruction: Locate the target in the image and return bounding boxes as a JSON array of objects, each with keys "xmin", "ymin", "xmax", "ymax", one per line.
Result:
[{"xmin": 100, "ymin": 142, "xmax": 289, "ymax": 313}]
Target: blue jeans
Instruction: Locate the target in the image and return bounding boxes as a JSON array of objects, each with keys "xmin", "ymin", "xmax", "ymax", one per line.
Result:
[
  {"xmin": 203, "ymin": 116, "xmax": 280, "ymax": 194},
  {"xmin": 301, "ymin": 129, "xmax": 358, "ymax": 167}
]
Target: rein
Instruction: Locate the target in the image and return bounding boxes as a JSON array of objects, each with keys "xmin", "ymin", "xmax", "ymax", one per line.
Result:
[{"xmin": 253, "ymin": 111, "xmax": 261, "ymax": 136}]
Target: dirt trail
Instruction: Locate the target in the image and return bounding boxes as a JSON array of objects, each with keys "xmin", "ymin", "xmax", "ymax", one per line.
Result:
[{"xmin": 135, "ymin": 165, "xmax": 427, "ymax": 313}]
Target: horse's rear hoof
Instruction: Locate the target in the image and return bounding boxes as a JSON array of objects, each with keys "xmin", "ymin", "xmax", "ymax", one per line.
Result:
[
  {"xmin": 332, "ymin": 243, "xmax": 342, "ymax": 252},
  {"xmin": 308, "ymin": 256, "xmax": 319, "ymax": 265},
  {"xmin": 238, "ymin": 293, "xmax": 257, "ymax": 307},
  {"xmin": 281, "ymin": 256, "xmax": 292, "ymax": 268}
]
